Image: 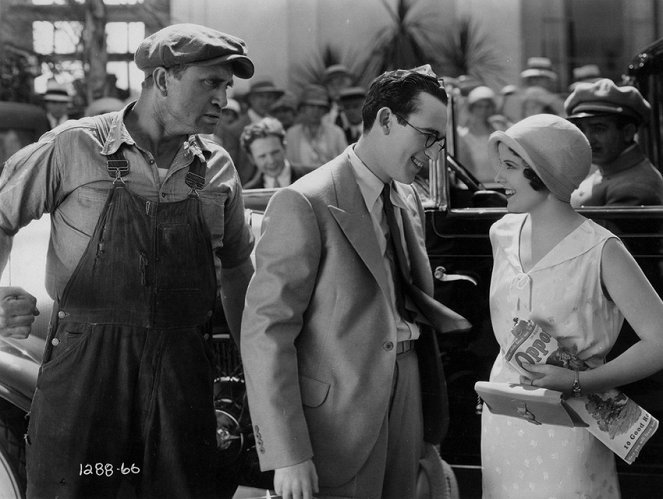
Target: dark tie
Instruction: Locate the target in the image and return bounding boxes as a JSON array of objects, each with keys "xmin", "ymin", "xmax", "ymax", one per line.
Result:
[{"xmin": 381, "ymin": 183, "xmax": 471, "ymax": 333}]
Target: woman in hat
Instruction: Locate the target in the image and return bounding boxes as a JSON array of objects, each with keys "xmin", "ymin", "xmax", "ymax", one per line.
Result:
[
  {"xmin": 456, "ymin": 86, "xmax": 508, "ymax": 184},
  {"xmin": 481, "ymin": 114, "xmax": 663, "ymax": 497}
]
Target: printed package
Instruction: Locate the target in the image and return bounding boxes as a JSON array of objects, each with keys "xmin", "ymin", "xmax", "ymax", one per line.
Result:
[{"xmin": 503, "ymin": 318, "xmax": 659, "ymax": 464}]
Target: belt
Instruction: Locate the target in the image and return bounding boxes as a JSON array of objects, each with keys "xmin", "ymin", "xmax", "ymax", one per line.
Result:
[{"xmin": 396, "ymin": 340, "xmax": 415, "ymax": 354}]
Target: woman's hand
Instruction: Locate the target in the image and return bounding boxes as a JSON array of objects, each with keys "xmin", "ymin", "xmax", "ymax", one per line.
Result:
[{"xmin": 519, "ymin": 362, "xmax": 576, "ymax": 394}]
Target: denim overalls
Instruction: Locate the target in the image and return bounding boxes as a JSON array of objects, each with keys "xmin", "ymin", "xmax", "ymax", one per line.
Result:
[{"xmin": 26, "ymin": 140, "xmax": 219, "ymax": 498}]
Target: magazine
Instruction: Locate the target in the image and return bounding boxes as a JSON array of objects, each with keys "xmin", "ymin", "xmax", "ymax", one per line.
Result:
[{"xmin": 499, "ymin": 318, "xmax": 659, "ymax": 464}]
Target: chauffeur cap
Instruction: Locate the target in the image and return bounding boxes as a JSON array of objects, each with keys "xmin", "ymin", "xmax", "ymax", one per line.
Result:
[
  {"xmin": 564, "ymin": 78, "xmax": 651, "ymax": 125},
  {"xmin": 134, "ymin": 23, "xmax": 254, "ymax": 79}
]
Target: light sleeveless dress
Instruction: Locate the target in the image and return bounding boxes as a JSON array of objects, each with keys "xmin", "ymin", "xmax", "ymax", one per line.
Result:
[{"xmin": 481, "ymin": 213, "xmax": 623, "ymax": 499}]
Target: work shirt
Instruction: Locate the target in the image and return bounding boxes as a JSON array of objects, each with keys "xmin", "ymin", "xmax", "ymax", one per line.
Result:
[
  {"xmin": 347, "ymin": 146, "xmax": 420, "ymax": 341},
  {"xmin": 0, "ymin": 103, "xmax": 253, "ymax": 301}
]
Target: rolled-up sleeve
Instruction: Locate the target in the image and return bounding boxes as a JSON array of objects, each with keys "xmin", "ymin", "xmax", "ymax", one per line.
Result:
[
  {"xmin": 0, "ymin": 134, "xmax": 60, "ymax": 238},
  {"xmin": 203, "ymin": 148, "xmax": 254, "ymax": 269}
]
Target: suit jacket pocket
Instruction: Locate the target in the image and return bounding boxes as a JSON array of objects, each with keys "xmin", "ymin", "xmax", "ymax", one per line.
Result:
[{"xmin": 300, "ymin": 374, "xmax": 330, "ymax": 408}]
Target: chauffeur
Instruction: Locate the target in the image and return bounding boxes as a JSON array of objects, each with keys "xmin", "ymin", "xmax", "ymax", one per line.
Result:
[
  {"xmin": 566, "ymin": 78, "xmax": 663, "ymax": 207},
  {"xmin": 0, "ymin": 24, "xmax": 255, "ymax": 498}
]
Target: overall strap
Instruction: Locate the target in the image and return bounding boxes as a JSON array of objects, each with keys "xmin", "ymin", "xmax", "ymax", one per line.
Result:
[
  {"xmin": 91, "ymin": 114, "xmax": 129, "ymax": 183},
  {"xmin": 184, "ymin": 136, "xmax": 208, "ymax": 195}
]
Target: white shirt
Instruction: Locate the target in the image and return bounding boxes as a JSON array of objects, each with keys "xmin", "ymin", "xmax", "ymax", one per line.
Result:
[
  {"xmin": 347, "ymin": 146, "xmax": 420, "ymax": 341},
  {"xmin": 262, "ymin": 160, "xmax": 292, "ymax": 188}
]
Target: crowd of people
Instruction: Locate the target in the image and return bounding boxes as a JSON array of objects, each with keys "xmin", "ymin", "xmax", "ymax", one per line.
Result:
[{"xmin": 1, "ymin": 21, "xmax": 663, "ymax": 499}]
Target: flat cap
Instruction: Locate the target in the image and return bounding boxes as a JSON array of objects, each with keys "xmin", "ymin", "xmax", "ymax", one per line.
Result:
[
  {"xmin": 134, "ymin": 23, "xmax": 254, "ymax": 79},
  {"xmin": 564, "ymin": 78, "xmax": 651, "ymax": 124}
]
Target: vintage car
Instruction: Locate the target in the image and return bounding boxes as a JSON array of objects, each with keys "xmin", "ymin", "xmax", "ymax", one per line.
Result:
[{"xmin": 3, "ymin": 42, "xmax": 663, "ymax": 497}]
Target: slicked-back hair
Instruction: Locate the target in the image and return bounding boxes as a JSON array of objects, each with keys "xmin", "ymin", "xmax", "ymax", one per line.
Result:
[
  {"xmin": 362, "ymin": 70, "xmax": 448, "ymax": 131},
  {"xmin": 240, "ymin": 117, "xmax": 287, "ymax": 155}
]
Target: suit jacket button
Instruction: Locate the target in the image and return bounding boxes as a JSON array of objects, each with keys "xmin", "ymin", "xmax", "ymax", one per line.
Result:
[{"xmin": 383, "ymin": 341, "xmax": 394, "ymax": 351}]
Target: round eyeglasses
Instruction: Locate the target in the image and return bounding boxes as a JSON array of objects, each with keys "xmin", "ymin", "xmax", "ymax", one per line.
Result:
[{"xmin": 395, "ymin": 114, "xmax": 446, "ymax": 159}]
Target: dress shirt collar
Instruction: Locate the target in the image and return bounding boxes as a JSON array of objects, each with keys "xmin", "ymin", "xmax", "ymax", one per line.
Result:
[
  {"xmin": 264, "ymin": 160, "xmax": 292, "ymax": 188},
  {"xmin": 347, "ymin": 145, "xmax": 407, "ymax": 212}
]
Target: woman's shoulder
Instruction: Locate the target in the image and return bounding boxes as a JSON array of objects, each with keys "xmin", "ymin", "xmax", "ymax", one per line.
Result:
[
  {"xmin": 581, "ymin": 219, "xmax": 621, "ymax": 245},
  {"xmin": 489, "ymin": 213, "xmax": 526, "ymax": 245}
]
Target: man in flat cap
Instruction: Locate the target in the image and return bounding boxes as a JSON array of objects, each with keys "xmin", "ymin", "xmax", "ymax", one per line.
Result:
[
  {"xmin": 566, "ymin": 78, "xmax": 663, "ymax": 207},
  {"xmin": 0, "ymin": 23, "xmax": 255, "ymax": 497},
  {"xmin": 335, "ymin": 86, "xmax": 366, "ymax": 144}
]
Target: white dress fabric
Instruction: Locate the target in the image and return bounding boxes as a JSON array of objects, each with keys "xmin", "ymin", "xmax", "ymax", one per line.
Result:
[{"xmin": 482, "ymin": 213, "xmax": 623, "ymax": 499}]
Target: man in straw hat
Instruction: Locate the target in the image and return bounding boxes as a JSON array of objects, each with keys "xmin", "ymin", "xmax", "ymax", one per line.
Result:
[
  {"xmin": 242, "ymin": 65, "xmax": 469, "ymax": 498},
  {"xmin": 0, "ymin": 23, "xmax": 256, "ymax": 497},
  {"xmin": 285, "ymin": 84, "xmax": 347, "ymax": 168},
  {"xmin": 565, "ymin": 78, "xmax": 663, "ymax": 207},
  {"xmin": 42, "ymin": 79, "xmax": 73, "ymax": 129}
]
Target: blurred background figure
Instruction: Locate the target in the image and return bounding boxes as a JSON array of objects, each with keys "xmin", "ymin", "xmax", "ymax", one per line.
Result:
[
  {"xmin": 84, "ymin": 97, "xmax": 125, "ymax": 117},
  {"xmin": 521, "ymin": 86, "xmax": 565, "ymax": 118},
  {"xmin": 498, "ymin": 84, "xmax": 522, "ymax": 125},
  {"xmin": 241, "ymin": 117, "xmax": 312, "ymax": 188},
  {"xmin": 456, "ymin": 86, "xmax": 506, "ymax": 184},
  {"xmin": 520, "ymin": 56, "xmax": 559, "ymax": 93},
  {"xmin": 244, "ymin": 77, "xmax": 285, "ymax": 124},
  {"xmin": 269, "ymin": 91, "xmax": 298, "ymax": 130},
  {"xmin": 42, "ymin": 79, "xmax": 72, "ymax": 129},
  {"xmin": 568, "ymin": 64, "xmax": 602, "ymax": 92},
  {"xmin": 286, "ymin": 84, "xmax": 347, "ymax": 168},
  {"xmin": 215, "ymin": 77, "xmax": 285, "ymax": 185},
  {"xmin": 220, "ymin": 98, "xmax": 241, "ymax": 126},
  {"xmin": 0, "ymin": 102, "xmax": 49, "ymax": 168},
  {"xmin": 323, "ymin": 63, "xmax": 354, "ymax": 125},
  {"xmin": 335, "ymin": 86, "xmax": 366, "ymax": 144}
]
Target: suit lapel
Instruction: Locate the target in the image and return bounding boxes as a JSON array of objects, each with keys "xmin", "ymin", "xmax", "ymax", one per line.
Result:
[{"xmin": 327, "ymin": 159, "xmax": 392, "ymax": 302}]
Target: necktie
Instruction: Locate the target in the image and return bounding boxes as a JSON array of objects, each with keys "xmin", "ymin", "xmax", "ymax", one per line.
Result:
[
  {"xmin": 381, "ymin": 185, "xmax": 411, "ymax": 321},
  {"xmin": 381, "ymin": 183, "xmax": 471, "ymax": 333}
]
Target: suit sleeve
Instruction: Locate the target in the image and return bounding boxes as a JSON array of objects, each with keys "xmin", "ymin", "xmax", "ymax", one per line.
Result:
[{"xmin": 240, "ymin": 187, "xmax": 322, "ymax": 471}]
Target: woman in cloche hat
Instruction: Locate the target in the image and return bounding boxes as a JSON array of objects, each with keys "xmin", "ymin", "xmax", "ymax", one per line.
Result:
[{"xmin": 481, "ymin": 114, "xmax": 663, "ymax": 498}]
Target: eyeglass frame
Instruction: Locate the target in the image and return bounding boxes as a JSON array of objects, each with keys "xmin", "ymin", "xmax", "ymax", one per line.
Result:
[{"xmin": 394, "ymin": 113, "xmax": 446, "ymax": 156}]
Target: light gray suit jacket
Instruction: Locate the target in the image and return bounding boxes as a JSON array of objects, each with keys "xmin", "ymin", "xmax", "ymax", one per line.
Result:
[{"xmin": 240, "ymin": 152, "xmax": 443, "ymax": 487}]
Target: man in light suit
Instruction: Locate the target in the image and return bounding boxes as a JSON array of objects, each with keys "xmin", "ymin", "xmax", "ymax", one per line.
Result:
[{"xmin": 241, "ymin": 67, "xmax": 468, "ymax": 498}]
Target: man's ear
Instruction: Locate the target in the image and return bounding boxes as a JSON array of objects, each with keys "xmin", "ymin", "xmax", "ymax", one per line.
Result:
[
  {"xmin": 153, "ymin": 67, "xmax": 169, "ymax": 96},
  {"xmin": 622, "ymin": 122, "xmax": 638, "ymax": 144},
  {"xmin": 377, "ymin": 107, "xmax": 392, "ymax": 135}
]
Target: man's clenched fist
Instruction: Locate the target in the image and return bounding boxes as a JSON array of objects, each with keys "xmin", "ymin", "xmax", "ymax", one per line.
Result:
[{"xmin": 0, "ymin": 287, "xmax": 39, "ymax": 339}]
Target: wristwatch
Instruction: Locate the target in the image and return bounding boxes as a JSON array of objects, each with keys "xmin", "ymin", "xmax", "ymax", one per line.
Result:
[{"xmin": 571, "ymin": 369, "xmax": 582, "ymax": 397}]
